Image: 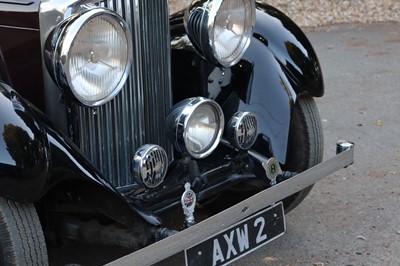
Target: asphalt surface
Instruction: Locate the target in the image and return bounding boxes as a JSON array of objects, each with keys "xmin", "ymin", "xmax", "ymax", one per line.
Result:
[
  {"xmin": 51, "ymin": 22, "xmax": 400, "ymax": 266},
  {"xmin": 232, "ymin": 22, "xmax": 400, "ymax": 266}
]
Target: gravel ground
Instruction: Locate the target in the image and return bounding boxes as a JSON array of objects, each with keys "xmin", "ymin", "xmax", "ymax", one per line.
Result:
[{"xmin": 170, "ymin": 0, "xmax": 400, "ymax": 27}]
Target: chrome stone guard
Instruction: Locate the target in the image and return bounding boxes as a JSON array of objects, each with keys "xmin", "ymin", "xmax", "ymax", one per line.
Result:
[{"xmin": 107, "ymin": 141, "xmax": 354, "ymax": 266}]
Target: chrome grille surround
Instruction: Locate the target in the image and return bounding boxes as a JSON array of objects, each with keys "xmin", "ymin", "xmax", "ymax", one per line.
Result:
[
  {"xmin": 77, "ymin": 0, "xmax": 172, "ymax": 188},
  {"xmin": 39, "ymin": 0, "xmax": 172, "ymax": 188}
]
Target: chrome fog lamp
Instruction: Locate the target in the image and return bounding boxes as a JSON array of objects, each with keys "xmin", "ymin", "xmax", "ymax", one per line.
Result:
[
  {"xmin": 166, "ymin": 97, "xmax": 224, "ymax": 159},
  {"xmin": 184, "ymin": 0, "xmax": 256, "ymax": 67},
  {"xmin": 46, "ymin": 7, "xmax": 133, "ymax": 106},
  {"xmin": 131, "ymin": 145, "xmax": 168, "ymax": 189},
  {"xmin": 226, "ymin": 111, "xmax": 258, "ymax": 150}
]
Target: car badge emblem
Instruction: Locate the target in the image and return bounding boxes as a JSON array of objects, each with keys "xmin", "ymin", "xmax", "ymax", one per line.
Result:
[
  {"xmin": 181, "ymin": 182, "xmax": 196, "ymax": 227},
  {"xmin": 263, "ymin": 157, "xmax": 282, "ymax": 186}
]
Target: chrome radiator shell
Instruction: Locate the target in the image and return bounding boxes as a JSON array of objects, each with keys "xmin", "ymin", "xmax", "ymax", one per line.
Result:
[{"xmin": 75, "ymin": 0, "xmax": 172, "ymax": 188}]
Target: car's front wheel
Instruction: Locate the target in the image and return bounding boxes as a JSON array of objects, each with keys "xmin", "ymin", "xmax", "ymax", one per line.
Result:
[
  {"xmin": 281, "ymin": 95, "xmax": 324, "ymax": 212},
  {"xmin": 0, "ymin": 197, "xmax": 48, "ymax": 266}
]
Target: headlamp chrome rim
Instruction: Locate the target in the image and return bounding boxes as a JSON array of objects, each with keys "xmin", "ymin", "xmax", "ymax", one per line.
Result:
[
  {"xmin": 47, "ymin": 7, "xmax": 133, "ymax": 107},
  {"xmin": 166, "ymin": 97, "xmax": 225, "ymax": 159},
  {"xmin": 185, "ymin": 0, "xmax": 256, "ymax": 67}
]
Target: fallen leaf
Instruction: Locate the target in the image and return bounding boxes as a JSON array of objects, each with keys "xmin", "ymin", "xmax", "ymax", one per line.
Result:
[
  {"xmin": 356, "ymin": 235, "xmax": 367, "ymax": 241},
  {"xmin": 375, "ymin": 120, "xmax": 384, "ymax": 126},
  {"xmin": 369, "ymin": 171, "xmax": 385, "ymax": 179},
  {"xmin": 263, "ymin": 256, "xmax": 278, "ymax": 263}
]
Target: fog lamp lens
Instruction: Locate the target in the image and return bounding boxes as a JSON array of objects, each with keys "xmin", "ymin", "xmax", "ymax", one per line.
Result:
[
  {"xmin": 166, "ymin": 97, "xmax": 224, "ymax": 159},
  {"xmin": 186, "ymin": 104, "xmax": 221, "ymax": 154}
]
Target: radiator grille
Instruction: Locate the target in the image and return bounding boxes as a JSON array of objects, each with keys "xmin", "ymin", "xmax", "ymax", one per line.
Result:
[{"xmin": 75, "ymin": 0, "xmax": 172, "ymax": 188}]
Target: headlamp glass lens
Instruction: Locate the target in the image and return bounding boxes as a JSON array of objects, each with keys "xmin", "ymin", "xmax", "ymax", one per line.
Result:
[
  {"xmin": 186, "ymin": 105, "xmax": 219, "ymax": 154},
  {"xmin": 213, "ymin": 1, "xmax": 245, "ymax": 61},
  {"xmin": 210, "ymin": 0, "xmax": 255, "ymax": 66},
  {"xmin": 65, "ymin": 11, "xmax": 132, "ymax": 106}
]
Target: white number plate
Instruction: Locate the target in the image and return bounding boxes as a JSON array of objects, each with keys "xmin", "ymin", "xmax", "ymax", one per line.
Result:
[{"xmin": 184, "ymin": 202, "xmax": 285, "ymax": 266}]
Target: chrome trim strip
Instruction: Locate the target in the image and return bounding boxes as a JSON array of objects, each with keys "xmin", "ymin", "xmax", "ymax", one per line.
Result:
[{"xmin": 0, "ymin": 25, "xmax": 38, "ymax": 31}]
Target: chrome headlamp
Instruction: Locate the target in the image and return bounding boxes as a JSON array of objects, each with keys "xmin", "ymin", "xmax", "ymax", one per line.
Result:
[
  {"xmin": 185, "ymin": 0, "xmax": 256, "ymax": 67},
  {"xmin": 45, "ymin": 7, "xmax": 133, "ymax": 106},
  {"xmin": 166, "ymin": 97, "xmax": 224, "ymax": 159}
]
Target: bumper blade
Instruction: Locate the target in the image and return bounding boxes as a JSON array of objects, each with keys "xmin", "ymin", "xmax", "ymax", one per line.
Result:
[{"xmin": 107, "ymin": 142, "xmax": 354, "ymax": 266}]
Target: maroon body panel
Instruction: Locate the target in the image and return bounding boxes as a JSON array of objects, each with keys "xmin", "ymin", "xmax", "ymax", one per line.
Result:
[{"xmin": 0, "ymin": 0, "xmax": 44, "ymax": 110}]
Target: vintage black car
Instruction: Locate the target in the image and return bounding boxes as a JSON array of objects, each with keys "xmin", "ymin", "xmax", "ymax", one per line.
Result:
[{"xmin": 0, "ymin": 0, "xmax": 354, "ymax": 265}]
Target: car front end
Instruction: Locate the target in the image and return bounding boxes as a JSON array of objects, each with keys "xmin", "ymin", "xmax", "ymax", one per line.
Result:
[{"xmin": 0, "ymin": 0, "xmax": 354, "ymax": 264}]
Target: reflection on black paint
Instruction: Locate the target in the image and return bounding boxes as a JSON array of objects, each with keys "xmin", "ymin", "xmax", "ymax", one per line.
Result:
[{"xmin": 3, "ymin": 124, "xmax": 39, "ymax": 171}]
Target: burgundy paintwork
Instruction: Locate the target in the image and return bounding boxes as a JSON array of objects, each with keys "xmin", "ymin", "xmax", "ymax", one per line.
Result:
[{"xmin": 0, "ymin": 0, "xmax": 45, "ymax": 110}]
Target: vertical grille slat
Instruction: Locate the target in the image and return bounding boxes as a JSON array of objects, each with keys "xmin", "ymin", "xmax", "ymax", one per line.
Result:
[{"xmin": 75, "ymin": 0, "xmax": 172, "ymax": 188}]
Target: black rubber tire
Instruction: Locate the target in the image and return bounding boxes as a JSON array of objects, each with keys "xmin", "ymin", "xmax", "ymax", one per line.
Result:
[
  {"xmin": 281, "ymin": 96, "xmax": 324, "ymax": 212},
  {"xmin": 0, "ymin": 197, "xmax": 48, "ymax": 266}
]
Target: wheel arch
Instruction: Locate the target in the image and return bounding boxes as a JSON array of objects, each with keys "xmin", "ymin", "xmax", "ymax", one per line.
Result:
[
  {"xmin": 240, "ymin": 4, "xmax": 325, "ymax": 163},
  {"xmin": 253, "ymin": 3, "xmax": 324, "ymax": 98},
  {"xmin": 170, "ymin": 4, "xmax": 324, "ymax": 163},
  {"xmin": 0, "ymin": 82, "xmax": 161, "ymax": 227},
  {"xmin": 0, "ymin": 82, "xmax": 49, "ymax": 202}
]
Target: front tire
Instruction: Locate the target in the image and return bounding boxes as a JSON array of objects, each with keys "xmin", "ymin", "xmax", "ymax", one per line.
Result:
[
  {"xmin": 0, "ymin": 197, "xmax": 48, "ymax": 266},
  {"xmin": 281, "ymin": 95, "xmax": 324, "ymax": 212}
]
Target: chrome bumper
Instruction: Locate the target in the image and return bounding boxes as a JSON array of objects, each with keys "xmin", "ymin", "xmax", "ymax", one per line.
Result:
[{"xmin": 106, "ymin": 141, "xmax": 354, "ymax": 266}]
